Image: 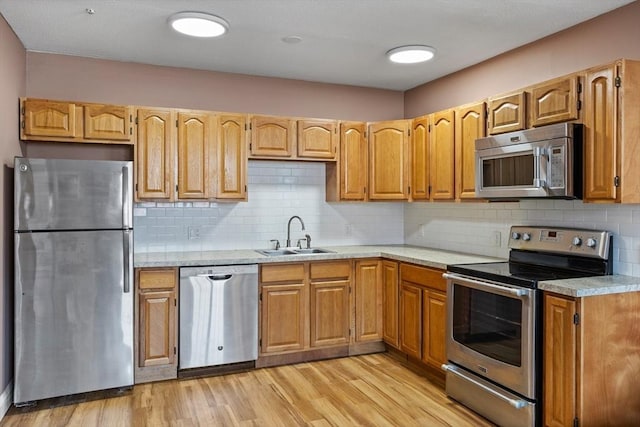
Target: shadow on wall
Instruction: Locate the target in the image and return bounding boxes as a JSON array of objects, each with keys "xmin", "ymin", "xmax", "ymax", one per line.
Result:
[{"xmin": 3, "ymin": 165, "xmax": 14, "ymax": 388}]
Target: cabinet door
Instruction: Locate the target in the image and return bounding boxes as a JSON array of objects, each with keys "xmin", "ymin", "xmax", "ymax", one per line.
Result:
[
  {"xmin": 249, "ymin": 115, "xmax": 295, "ymax": 157},
  {"xmin": 136, "ymin": 109, "xmax": 175, "ymax": 200},
  {"xmin": 544, "ymin": 293, "xmax": 577, "ymax": 427},
  {"xmin": 429, "ymin": 110, "xmax": 455, "ymax": 201},
  {"xmin": 84, "ymin": 104, "xmax": 132, "ymax": 141},
  {"xmin": 382, "ymin": 261, "xmax": 399, "ymax": 348},
  {"xmin": 217, "ymin": 114, "xmax": 247, "ymax": 200},
  {"xmin": 22, "ymin": 99, "xmax": 77, "ymax": 138},
  {"xmin": 368, "ymin": 120, "xmax": 410, "ymax": 200},
  {"xmin": 261, "ymin": 283, "xmax": 306, "ymax": 353},
  {"xmin": 583, "ymin": 65, "xmax": 617, "ymax": 202},
  {"xmin": 422, "ymin": 289, "xmax": 446, "ymax": 370},
  {"xmin": 177, "ymin": 111, "xmax": 213, "ymax": 199},
  {"xmin": 297, "ymin": 119, "xmax": 337, "ymax": 159},
  {"xmin": 310, "ymin": 280, "xmax": 350, "ymax": 347},
  {"xmin": 530, "ymin": 75, "xmax": 580, "ymax": 127},
  {"xmin": 411, "ymin": 116, "xmax": 429, "ymax": 200},
  {"xmin": 354, "ymin": 260, "xmax": 383, "ymax": 342},
  {"xmin": 488, "ymin": 92, "xmax": 526, "ymax": 134},
  {"xmin": 455, "ymin": 102, "xmax": 485, "ymax": 199},
  {"xmin": 399, "ymin": 282, "xmax": 422, "ymax": 359},
  {"xmin": 340, "ymin": 122, "xmax": 368, "ymax": 200},
  {"xmin": 139, "ymin": 290, "xmax": 176, "ymax": 367}
]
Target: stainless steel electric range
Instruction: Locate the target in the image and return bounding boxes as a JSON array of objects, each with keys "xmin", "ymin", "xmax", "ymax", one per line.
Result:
[{"xmin": 443, "ymin": 226, "xmax": 612, "ymax": 427}]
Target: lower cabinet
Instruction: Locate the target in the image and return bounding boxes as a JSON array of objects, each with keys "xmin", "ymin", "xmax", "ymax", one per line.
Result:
[
  {"xmin": 354, "ymin": 259, "xmax": 383, "ymax": 342},
  {"xmin": 134, "ymin": 267, "xmax": 178, "ymax": 383},
  {"xmin": 310, "ymin": 262, "xmax": 351, "ymax": 347},
  {"xmin": 398, "ymin": 263, "xmax": 447, "ymax": 373},
  {"xmin": 382, "ymin": 260, "xmax": 400, "ymax": 348},
  {"xmin": 544, "ymin": 292, "xmax": 640, "ymax": 427}
]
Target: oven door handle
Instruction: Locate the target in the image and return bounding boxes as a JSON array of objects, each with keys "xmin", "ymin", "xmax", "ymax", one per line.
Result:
[
  {"xmin": 443, "ymin": 273, "xmax": 529, "ymax": 298},
  {"xmin": 441, "ymin": 364, "xmax": 528, "ymax": 409}
]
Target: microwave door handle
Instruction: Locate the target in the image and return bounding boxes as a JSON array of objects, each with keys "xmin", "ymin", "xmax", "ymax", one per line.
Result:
[{"xmin": 533, "ymin": 147, "xmax": 546, "ymax": 189}]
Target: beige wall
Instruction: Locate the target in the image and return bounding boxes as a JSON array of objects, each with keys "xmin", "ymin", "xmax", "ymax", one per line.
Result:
[
  {"xmin": 25, "ymin": 53, "xmax": 404, "ymax": 122},
  {"xmin": 404, "ymin": 0, "xmax": 640, "ymax": 117},
  {"xmin": 0, "ymin": 13, "xmax": 25, "ymax": 397}
]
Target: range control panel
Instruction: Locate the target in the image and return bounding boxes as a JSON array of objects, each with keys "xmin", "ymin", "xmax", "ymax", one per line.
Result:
[{"xmin": 508, "ymin": 226, "xmax": 611, "ymax": 259}]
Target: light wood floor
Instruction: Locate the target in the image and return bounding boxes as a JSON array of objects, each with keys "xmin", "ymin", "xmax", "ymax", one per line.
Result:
[{"xmin": 1, "ymin": 353, "xmax": 494, "ymax": 426}]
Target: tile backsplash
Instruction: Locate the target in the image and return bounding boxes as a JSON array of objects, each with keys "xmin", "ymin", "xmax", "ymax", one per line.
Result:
[
  {"xmin": 134, "ymin": 161, "xmax": 404, "ymax": 252},
  {"xmin": 134, "ymin": 161, "xmax": 640, "ymax": 277}
]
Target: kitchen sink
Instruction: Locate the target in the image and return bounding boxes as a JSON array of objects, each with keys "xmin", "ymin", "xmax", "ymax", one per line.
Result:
[{"xmin": 256, "ymin": 248, "xmax": 335, "ymax": 256}]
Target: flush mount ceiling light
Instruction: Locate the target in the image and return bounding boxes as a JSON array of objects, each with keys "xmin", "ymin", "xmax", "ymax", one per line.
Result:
[
  {"xmin": 168, "ymin": 12, "xmax": 229, "ymax": 38},
  {"xmin": 386, "ymin": 45, "xmax": 436, "ymax": 64}
]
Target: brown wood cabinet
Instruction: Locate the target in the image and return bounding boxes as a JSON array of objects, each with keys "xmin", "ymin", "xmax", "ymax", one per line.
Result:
[
  {"xmin": 488, "ymin": 91, "xmax": 527, "ymax": 134},
  {"xmin": 429, "ymin": 109, "xmax": 455, "ymax": 201},
  {"xmin": 382, "ymin": 260, "xmax": 399, "ymax": 348},
  {"xmin": 135, "ymin": 268, "xmax": 178, "ymax": 384},
  {"xmin": 327, "ymin": 121, "xmax": 368, "ymax": 201},
  {"xmin": 21, "ymin": 98, "xmax": 133, "ymax": 144},
  {"xmin": 249, "ymin": 115, "xmax": 296, "ymax": 158},
  {"xmin": 544, "ymin": 291, "xmax": 640, "ymax": 427},
  {"xmin": 582, "ymin": 59, "xmax": 640, "ymax": 203},
  {"xmin": 398, "ymin": 263, "xmax": 447, "ymax": 372},
  {"xmin": 529, "ymin": 74, "xmax": 580, "ymax": 127},
  {"xmin": 136, "ymin": 108, "xmax": 175, "ymax": 200},
  {"xmin": 368, "ymin": 120, "xmax": 410, "ymax": 200},
  {"xmin": 216, "ymin": 114, "xmax": 247, "ymax": 200},
  {"xmin": 177, "ymin": 111, "xmax": 215, "ymax": 199},
  {"xmin": 455, "ymin": 101, "xmax": 485, "ymax": 200},
  {"xmin": 410, "ymin": 116, "xmax": 429, "ymax": 201},
  {"xmin": 297, "ymin": 119, "xmax": 338, "ymax": 160},
  {"xmin": 354, "ymin": 260, "xmax": 383, "ymax": 342},
  {"xmin": 309, "ymin": 262, "xmax": 351, "ymax": 347}
]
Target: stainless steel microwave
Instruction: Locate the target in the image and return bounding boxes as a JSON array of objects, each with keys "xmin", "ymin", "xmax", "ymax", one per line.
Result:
[{"xmin": 475, "ymin": 123, "xmax": 582, "ymax": 199}]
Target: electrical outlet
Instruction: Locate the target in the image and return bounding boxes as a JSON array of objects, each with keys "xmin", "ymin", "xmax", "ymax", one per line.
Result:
[
  {"xmin": 188, "ymin": 226, "xmax": 201, "ymax": 240},
  {"xmin": 493, "ymin": 231, "xmax": 501, "ymax": 247},
  {"xmin": 345, "ymin": 224, "xmax": 353, "ymax": 236}
]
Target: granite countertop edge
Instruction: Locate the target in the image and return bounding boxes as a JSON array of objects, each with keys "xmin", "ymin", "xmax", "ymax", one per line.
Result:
[{"xmin": 538, "ymin": 275, "xmax": 640, "ymax": 297}]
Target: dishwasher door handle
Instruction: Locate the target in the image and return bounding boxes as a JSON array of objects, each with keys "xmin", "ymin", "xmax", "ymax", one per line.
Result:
[{"xmin": 197, "ymin": 274, "xmax": 233, "ymax": 281}]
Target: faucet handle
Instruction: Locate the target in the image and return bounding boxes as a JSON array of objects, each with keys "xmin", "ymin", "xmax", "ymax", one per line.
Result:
[
  {"xmin": 305, "ymin": 234, "xmax": 311, "ymax": 249},
  {"xmin": 296, "ymin": 238, "xmax": 306, "ymax": 249},
  {"xmin": 269, "ymin": 239, "xmax": 280, "ymax": 250}
]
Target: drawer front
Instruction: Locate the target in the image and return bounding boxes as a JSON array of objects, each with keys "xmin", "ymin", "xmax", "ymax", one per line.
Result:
[
  {"xmin": 400, "ymin": 263, "xmax": 446, "ymax": 292},
  {"xmin": 138, "ymin": 268, "xmax": 177, "ymax": 290},
  {"xmin": 310, "ymin": 261, "xmax": 351, "ymax": 280},
  {"xmin": 261, "ymin": 263, "xmax": 305, "ymax": 283}
]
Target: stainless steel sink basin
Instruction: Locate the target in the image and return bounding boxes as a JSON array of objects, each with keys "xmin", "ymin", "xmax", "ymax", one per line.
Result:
[{"xmin": 256, "ymin": 248, "xmax": 335, "ymax": 256}]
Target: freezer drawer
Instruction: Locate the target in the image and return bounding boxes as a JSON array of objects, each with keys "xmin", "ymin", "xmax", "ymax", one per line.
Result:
[{"xmin": 179, "ymin": 265, "xmax": 258, "ymax": 369}]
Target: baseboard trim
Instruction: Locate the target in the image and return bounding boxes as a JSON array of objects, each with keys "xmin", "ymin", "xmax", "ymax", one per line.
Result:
[{"xmin": 0, "ymin": 379, "xmax": 13, "ymax": 422}]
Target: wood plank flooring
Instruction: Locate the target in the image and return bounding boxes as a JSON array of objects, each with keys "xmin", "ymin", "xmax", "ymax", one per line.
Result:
[{"xmin": 1, "ymin": 353, "xmax": 494, "ymax": 426}]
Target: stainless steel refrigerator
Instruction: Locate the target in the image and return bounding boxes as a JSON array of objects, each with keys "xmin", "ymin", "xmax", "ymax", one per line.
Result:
[{"xmin": 13, "ymin": 157, "xmax": 134, "ymax": 405}]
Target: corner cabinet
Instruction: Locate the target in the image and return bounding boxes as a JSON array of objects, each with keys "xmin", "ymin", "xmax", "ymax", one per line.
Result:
[
  {"xmin": 455, "ymin": 101, "xmax": 486, "ymax": 200},
  {"xmin": 21, "ymin": 98, "xmax": 133, "ymax": 144},
  {"xmin": 487, "ymin": 91, "xmax": 526, "ymax": 134},
  {"xmin": 544, "ymin": 292, "xmax": 640, "ymax": 427},
  {"xmin": 582, "ymin": 60, "xmax": 640, "ymax": 203},
  {"xmin": 135, "ymin": 268, "xmax": 178, "ymax": 384},
  {"xmin": 368, "ymin": 120, "xmax": 410, "ymax": 200}
]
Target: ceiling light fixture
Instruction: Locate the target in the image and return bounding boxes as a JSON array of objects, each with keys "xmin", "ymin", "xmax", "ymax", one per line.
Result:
[
  {"xmin": 168, "ymin": 12, "xmax": 229, "ymax": 38},
  {"xmin": 386, "ymin": 45, "xmax": 436, "ymax": 64}
]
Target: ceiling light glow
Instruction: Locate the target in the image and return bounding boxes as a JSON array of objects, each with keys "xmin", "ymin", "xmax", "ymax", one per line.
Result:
[
  {"xmin": 387, "ymin": 45, "xmax": 436, "ymax": 64},
  {"xmin": 168, "ymin": 12, "xmax": 228, "ymax": 38}
]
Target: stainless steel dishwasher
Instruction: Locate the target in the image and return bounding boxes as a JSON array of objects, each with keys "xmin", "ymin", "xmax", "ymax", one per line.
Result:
[{"xmin": 179, "ymin": 264, "xmax": 258, "ymax": 370}]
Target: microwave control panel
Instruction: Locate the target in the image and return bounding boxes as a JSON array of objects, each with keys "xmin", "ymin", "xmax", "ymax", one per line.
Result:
[{"xmin": 548, "ymin": 146, "xmax": 565, "ymax": 188}]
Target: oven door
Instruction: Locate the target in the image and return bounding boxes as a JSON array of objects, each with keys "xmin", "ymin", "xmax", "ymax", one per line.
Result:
[
  {"xmin": 475, "ymin": 138, "xmax": 570, "ymax": 199},
  {"xmin": 444, "ymin": 272, "xmax": 537, "ymax": 399}
]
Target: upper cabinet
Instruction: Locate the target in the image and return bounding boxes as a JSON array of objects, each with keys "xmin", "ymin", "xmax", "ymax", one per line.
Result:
[
  {"xmin": 21, "ymin": 98, "xmax": 133, "ymax": 144},
  {"xmin": 249, "ymin": 115, "xmax": 296, "ymax": 158},
  {"xmin": 216, "ymin": 114, "xmax": 248, "ymax": 200},
  {"xmin": 368, "ymin": 120, "xmax": 410, "ymax": 200},
  {"xmin": 176, "ymin": 111, "xmax": 215, "ymax": 200},
  {"xmin": 136, "ymin": 108, "xmax": 175, "ymax": 201},
  {"xmin": 297, "ymin": 119, "xmax": 338, "ymax": 160},
  {"xmin": 410, "ymin": 116, "xmax": 429, "ymax": 201},
  {"xmin": 326, "ymin": 121, "xmax": 368, "ymax": 201},
  {"xmin": 455, "ymin": 101, "xmax": 486, "ymax": 200},
  {"xmin": 487, "ymin": 91, "xmax": 526, "ymax": 134},
  {"xmin": 583, "ymin": 59, "xmax": 640, "ymax": 203},
  {"xmin": 529, "ymin": 74, "xmax": 580, "ymax": 127},
  {"xmin": 429, "ymin": 109, "xmax": 455, "ymax": 201}
]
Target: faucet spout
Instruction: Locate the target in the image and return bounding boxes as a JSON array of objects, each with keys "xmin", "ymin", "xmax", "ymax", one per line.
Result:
[{"xmin": 286, "ymin": 215, "xmax": 305, "ymax": 248}]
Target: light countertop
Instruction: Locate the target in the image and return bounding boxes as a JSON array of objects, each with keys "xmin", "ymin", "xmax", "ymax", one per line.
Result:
[{"xmin": 538, "ymin": 275, "xmax": 640, "ymax": 297}]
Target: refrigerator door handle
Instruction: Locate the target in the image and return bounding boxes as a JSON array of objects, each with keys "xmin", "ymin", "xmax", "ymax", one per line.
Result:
[
  {"xmin": 123, "ymin": 230, "xmax": 132, "ymax": 293},
  {"xmin": 122, "ymin": 165, "xmax": 131, "ymax": 228}
]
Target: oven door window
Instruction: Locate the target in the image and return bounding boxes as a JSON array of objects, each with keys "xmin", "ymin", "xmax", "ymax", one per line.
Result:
[
  {"xmin": 452, "ymin": 284, "xmax": 522, "ymax": 366},
  {"xmin": 482, "ymin": 153, "xmax": 534, "ymax": 187}
]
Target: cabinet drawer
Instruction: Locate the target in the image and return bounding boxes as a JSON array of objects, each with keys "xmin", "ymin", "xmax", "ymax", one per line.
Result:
[
  {"xmin": 400, "ymin": 263, "xmax": 446, "ymax": 292},
  {"xmin": 310, "ymin": 261, "xmax": 351, "ymax": 280},
  {"xmin": 261, "ymin": 263, "xmax": 305, "ymax": 283},
  {"xmin": 138, "ymin": 268, "xmax": 177, "ymax": 290}
]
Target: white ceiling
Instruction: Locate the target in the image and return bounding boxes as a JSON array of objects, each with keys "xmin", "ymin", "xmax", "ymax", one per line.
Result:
[{"xmin": 0, "ymin": 0, "xmax": 634, "ymax": 91}]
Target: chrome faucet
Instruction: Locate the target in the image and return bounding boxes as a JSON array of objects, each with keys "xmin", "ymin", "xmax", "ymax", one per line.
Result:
[{"xmin": 286, "ymin": 215, "xmax": 305, "ymax": 248}]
